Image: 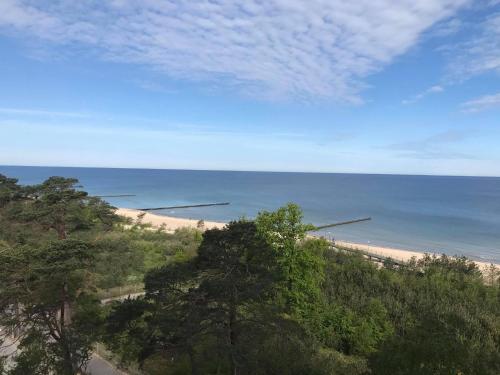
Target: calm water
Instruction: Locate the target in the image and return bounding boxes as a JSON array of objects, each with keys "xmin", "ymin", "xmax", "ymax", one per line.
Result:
[{"xmin": 1, "ymin": 165, "xmax": 499, "ymax": 263}]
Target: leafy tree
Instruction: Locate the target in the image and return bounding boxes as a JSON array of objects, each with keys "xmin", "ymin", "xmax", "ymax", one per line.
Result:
[
  {"xmin": 106, "ymin": 221, "xmax": 283, "ymax": 374},
  {"xmin": 0, "ymin": 174, "xmax": 22, "ymax": 208},
  {"xmin": 193, "ymin": 220, "xmax": 280, "ymax": 373},
  {"xmin": 0, "ymin": 240, "xmax": 102, "ymax": 374},
  {"xmin": 105, "ymin": 209, "xmax": 373, "ymax": 374},
  {"xmin": 370, "ymin": 255, "xmax": 500, "ymax": 375},
  {"xmin": 92, "ymin": 234, "xmax": 146, "ymax": 289},
  {"xmin": 20, "ymin": 177, "xmax": 117, "ymax": 239},
  {"xmin": 0, "ymin": 175, "xmax": 37, "ymax": 244},
  {"xmin": 255, "ymin": 203, "xmax": 325, "ymax": 315},
  {"xmin": 0, "ymin": 175, "xmax": 118, "ymax": 374},
  {"xmin": 1, "ymin": 175, "xmax": 498, "ymax": 375}
]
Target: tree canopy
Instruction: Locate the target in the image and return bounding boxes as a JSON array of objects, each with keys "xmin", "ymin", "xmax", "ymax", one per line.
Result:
[
  {"xmin": 0, "ymin": 175, "xmax": 118, "ymax": 374},
  {"xmin": 0, "ymin": 174, "xmax": 499, "ymax": 375}
]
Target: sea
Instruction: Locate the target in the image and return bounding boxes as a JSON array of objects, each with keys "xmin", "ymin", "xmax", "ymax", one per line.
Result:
[{"xmin": 1, "ymin": 165, "xmax": 499, "ymax": 263}]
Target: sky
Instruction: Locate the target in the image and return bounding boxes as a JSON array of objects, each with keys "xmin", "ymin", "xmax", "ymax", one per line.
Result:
[{"xmin": 0, "ymin": 1, "xmax": 500, "ymax": 176}]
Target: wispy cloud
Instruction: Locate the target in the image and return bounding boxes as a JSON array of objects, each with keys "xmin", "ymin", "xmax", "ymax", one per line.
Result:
[
  {"xmin": 0, "ymin": 114, "xmax": 309, "ymax": 140},
  {"xmin": 445, "ymin": 11, "xmax": 500, "ymax": 81},
  {"xmin": 0, "ymin": 0, "xmax": 468, "ymax": 102},
  {"xmin": 402, "ymin": 85, "xmax": 444, "ymax": 105},
  {"xmin": 0, "ymin": 107, "xmax": 90, "ymax": 118},
  {"xmin": 386, "ymin": 129, "xmax": 476, "ymax": 159},
  {"xmin": 0, "ymin": 119, "xmax": 353, "ymax": 172},
  {"xmin": 460, "ymin": 92, "xmax": 500, "ymax": 112},
  {"xmin": 429, "ymin": 17, "xmax": 463, "ymax": 37},
  {"xmin": 133, "ymin": 80, "xmax": 177, "ymax": 94}
]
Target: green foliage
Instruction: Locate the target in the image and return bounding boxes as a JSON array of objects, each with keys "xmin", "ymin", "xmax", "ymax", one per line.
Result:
[
  {"xmin": 103, "ymin": 298, "xmax": 152, "ymax": 366},
  {"xmin": 102, "ymin": 203, "xmax": 500, "ymax": 374},
  {"xmin": 369, "ymin": 255, "xmax": 500, "ymax": 375},
  {"xmin": 1, "ymin": 173, "xmax": 499, "ymax": 374},
  {"xmin": 92, "ymin": 234, "xmax": 146, "ymax": 289},
  {"xmin": 0, "ymin": 174, "xmax": 22, "ymax": 208},
  {"xmin": 88, "ymin": 225, "xmax": 203, "ymax": 291},
  {"xmin": 106, "ymin": 221, "xmax": 284, "ymax": 374},
  {"xmin": 7, "ymin": 332, "xmax": 54, "ymax": 375},
  {"xmin": 256, "ymin": 203, "xmax": 325, "ymax": 314},
  {"xmin": 0, "ymin": 240, "xmax": 102, "ymax": 374},
  {"xmin": 0, "ymin": 175, "xmax": 120, "ymax": 374},
  {"xmin": 20, "ymin": 176, "xmax": 118, "ymax": 238},
  {"xmin": 322, "ymin": 251, "xmax": 500, "ymax": 374}
]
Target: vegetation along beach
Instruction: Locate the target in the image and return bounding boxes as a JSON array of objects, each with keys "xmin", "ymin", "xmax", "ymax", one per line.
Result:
[
  {"xmin": 116, "ymin": 207, "xmax": 497, "ymax": 272},
  {"xmin": 1, "ymin": 173, "xmax": 499, "ymax": 374},
  {"xmin": 2, "ymin": 1, "xmax": 500, "ymax": 373}
]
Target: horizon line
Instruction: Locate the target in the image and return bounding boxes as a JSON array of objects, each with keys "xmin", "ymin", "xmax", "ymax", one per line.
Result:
[{"xmin": 1, "ymin": 164, "xmax": 499, "ymax": 179}]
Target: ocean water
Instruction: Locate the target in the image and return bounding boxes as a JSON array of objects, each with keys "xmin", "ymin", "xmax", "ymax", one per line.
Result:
[{"xmin": 1, "ymin": 165, "xmax": 499, "ymax": 263}]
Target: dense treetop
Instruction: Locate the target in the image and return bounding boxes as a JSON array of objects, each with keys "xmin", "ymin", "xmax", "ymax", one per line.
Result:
[{"xmin": 0, "ymin": 173, "xmax": 499, "ymax": 375}]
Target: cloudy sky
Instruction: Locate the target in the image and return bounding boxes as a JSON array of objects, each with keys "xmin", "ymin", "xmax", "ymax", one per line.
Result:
[{"xmin": 1, "ymin": 0, "xmax": 499, "ymax": 176}]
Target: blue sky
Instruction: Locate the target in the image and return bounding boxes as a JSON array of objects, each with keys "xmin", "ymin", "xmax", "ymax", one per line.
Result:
[{"xmin": 1, "ymin": 0, "xmax": 500, "ymax": 176}]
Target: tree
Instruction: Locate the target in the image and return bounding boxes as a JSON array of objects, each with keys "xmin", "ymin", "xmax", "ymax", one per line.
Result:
[
  {"xmin": 106, "ymin": 220, "xmax": 297, "ymax": 374},
  {"xmin": 20, "ymin": 177, "xmax": 117, "ymax": 239},
  {"xmin": 193, "ymin": 220, "xmax": 280, "ymax": 374},
  {"xmin": 370, "ymin": 255, "xmax": 500, "ymax": 375},
  {"xmin": 0, "ymin": 175, "xmax": 34, "ymax": 244},
  {"xmin": 105, "ymin": 209, "xmax": 356, "ymax": 374},
  {"xmin": 255, "ymin": 203, "xmax": 325, "ymax": 318},
  {"xmin": 0, "ymin": 174, "xmax": 22, "ymax": 208},
  {"xmin": 0, "ymin": 175, "xmax": 118, "ymax": 374},
  {"xmin": 0, "ymin": 240, "xmax": 102, "ymax": 374}
]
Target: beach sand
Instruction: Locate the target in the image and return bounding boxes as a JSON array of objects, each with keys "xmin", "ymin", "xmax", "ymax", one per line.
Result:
[
  {"xmin": 116, "ymin": 208, "xmax": 496, "ymax": 271},
  {"xmin": 334, "ymin": 240, "xmax": 439, "ymax": 263},
  {"xmin": 332, "ymin": 241, "xmax": 496, "ymax": 273},
  {"xmin": 116, "ymin": 207, "xmax": 226, "ymax": 231}
]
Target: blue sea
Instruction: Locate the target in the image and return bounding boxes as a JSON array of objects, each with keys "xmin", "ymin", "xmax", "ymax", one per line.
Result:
[{"xmin": 1, "ymin": 165, "xmax": 499, "ymax": 263}]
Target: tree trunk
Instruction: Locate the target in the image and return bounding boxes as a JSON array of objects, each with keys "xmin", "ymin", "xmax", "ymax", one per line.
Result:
[
  {"xmin": 228, "ymin": 303, "xmax": 239, "ymax": 375},
  {"xmin": 56, "ymin": 221, "xmax": 67, "ymax": 240},
  {"xmin": 61, "ymin": 282, "xmax": 72, "ymax": 327},
  {"xmin": 61, "ymin": 341, "xmax": 78, "ymax": 375},
  {"xmin": 188, "ymin": 346, "xmax": 200, "ymax": 375},
  {"xmin": 57, "ymin": 215, "xmax": 75, "ymax": 373}
]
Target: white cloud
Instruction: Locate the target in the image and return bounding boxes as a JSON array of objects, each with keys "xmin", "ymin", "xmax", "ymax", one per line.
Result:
[
  {"xmin": 445, "ymin": 11, "xmax": 500, "ymax": 81},
  {"xmin": 402, "ymin": 85, "xmax": 444, "ymax": 104},
  {"xmin": 0, "ymin": 0, "xmax": 468, "ymax": 102},
  {"xmin": 430, "ymin": 17, "xmax": 463, "ymax": 37},
  {"xmin": 460, "ymin": 92, "xmax": 500, "ymax": 112}
]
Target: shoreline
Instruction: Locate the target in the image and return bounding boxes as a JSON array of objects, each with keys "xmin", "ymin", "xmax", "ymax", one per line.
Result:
[
  {"xmin": 116, "ymin": 208, "xmax": 497, "ymax": 270},
  {"xmin": 116, "ymin": 207, "xmax": 226, "ymax": 231}
]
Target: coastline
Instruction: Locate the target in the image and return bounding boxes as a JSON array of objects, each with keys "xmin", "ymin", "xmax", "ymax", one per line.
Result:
[
  {"xmin": 116, "ymin": 207, "xmax": 226, "ymax": 231},
  {"xmin": 116, "ymin": 208, "xmax": 497, "ymax": 270}
]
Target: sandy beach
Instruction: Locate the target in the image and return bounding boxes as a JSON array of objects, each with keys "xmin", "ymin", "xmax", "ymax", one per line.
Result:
[
  {"xmin": 116, "ymin": 208, "xmax": 497, "ymax": 270},
  {"xmin": 116, "ymin": 207, "xmax": 226, "ymax": 231}
]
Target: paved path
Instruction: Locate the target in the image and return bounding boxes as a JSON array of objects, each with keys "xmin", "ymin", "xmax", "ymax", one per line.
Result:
[
  {"xmin": 100, "ymin": 292, "xmax": 145, "ymax": 305},
  {"xmin": 86, "ymin": 353, "xmax": 127, "ymax": 375},
  {"xmin": 0, "ymin": 334, "xmax": 18, "ymax": 370}
]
